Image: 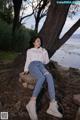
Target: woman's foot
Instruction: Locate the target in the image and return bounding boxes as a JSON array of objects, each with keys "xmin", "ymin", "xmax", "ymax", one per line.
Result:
[
  {"xmin": 26, "ymin": 100, "xmax": 38, "ymax": 120},
  {"xmin": 46, "ymin": 100, "xmax": 63, "ymax": 118}
]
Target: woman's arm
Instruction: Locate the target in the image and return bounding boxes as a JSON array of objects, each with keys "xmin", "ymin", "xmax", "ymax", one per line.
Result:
[
  {"xmin": 44, "ymin": 49, "xmax": 50, "ymax": 64},
  {"xmin": 24, "ymin": 49, "xmax": 31, "ymax": 73}
]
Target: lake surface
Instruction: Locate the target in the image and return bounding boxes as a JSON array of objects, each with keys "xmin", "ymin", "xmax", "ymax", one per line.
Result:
[{"xmin": 51, "ymin": 37, "xmax": 80, "ymax": 69}]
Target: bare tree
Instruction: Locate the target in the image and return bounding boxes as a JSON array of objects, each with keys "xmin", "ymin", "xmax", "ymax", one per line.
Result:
[
  {"xmin": 68, "ymin": 4, "xmax": 80, "ymax": 18},
  {"xmin": 20, "ymin": 0, "xmax": 50, "ymax": 32}
]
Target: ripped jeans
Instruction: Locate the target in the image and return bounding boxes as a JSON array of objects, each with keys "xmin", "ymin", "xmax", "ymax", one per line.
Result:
[{"xmin": 28, "ymin": 61, "xmax": 56, "ymax": 101}]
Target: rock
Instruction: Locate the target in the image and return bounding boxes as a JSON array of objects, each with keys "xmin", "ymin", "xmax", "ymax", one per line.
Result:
[
  {"xmin": 22, "ymin": 82, "xmax": 28, "ymax": 88},
  {"xmin": 14, "ymin": 101, "xmax": 21, "ymax": 111},
  {"xmin": 19, "ymin": 72, "xmax": 36, "ymax": 89}
]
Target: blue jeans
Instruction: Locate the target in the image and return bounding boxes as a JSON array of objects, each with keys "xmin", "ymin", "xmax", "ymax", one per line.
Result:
[{"xmin": 28, "ymin": 61, "xmax": 56, "ymax": 101}]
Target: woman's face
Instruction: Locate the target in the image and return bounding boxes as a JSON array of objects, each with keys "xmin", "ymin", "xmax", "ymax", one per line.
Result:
[{"xmin": 33, "ymin": 38, "xmax": 41, "ymax": 48}]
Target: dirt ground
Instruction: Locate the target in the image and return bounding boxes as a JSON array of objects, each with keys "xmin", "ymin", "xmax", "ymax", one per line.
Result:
[{"xmin": 0, "ymin": 59, "xmax": 80, "ymax": 120}]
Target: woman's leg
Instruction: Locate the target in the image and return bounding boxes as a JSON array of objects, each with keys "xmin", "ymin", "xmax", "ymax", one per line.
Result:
[
  {"xmin": 29, "ymin": 61, "xmax": 46, "ymax": 98},
  {"xmin": 26, "ymin": 61, "xmax": 46, "ymax": 120},
  {"xmin": 37, "ymin": 62, "xmax": 62, "ymax": 118},
  {"xmin": 37, "ymin": 62, "xmax": 56, "ymax": 101},
  {"xmin": 45, "ymin": 73, "xmax": 56, "ymax": 101}
]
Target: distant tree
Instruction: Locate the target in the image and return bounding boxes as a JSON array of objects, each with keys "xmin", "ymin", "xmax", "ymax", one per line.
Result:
[
  {"xmin": 0, "ymin": 0, "xmax": 13, "ymax": 24},
  {"xmin": 68, "ymin": 4, "xmax": 80, "ymax": 18}
]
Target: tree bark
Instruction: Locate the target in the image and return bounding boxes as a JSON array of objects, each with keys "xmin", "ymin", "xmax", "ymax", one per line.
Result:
[{"xmin": 35, "ymin": 17, "xmax": 40, "ymax": 32}]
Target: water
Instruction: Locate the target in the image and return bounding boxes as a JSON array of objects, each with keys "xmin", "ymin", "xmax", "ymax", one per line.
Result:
[{"xmin": 51, "ymin": 37, "xmax": 80, "ymax": 69}]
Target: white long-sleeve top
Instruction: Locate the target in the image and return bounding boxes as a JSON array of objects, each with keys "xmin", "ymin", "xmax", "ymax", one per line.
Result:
[{"xmin": 24, "ymin": 47, "xmax": 50, "ymax": 72}]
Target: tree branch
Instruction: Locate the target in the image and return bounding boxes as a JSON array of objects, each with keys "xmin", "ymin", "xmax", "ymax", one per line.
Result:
[
  {"xmin": 48, "ymin": 19, "xmax": 80, "ymax": 57},
  {"xmin": 20, "ymin": 11, "xmax": 34, "ymax": 22},
  {"xmin": 59, "ymin": 19, "xmax": 80, "ymax": 45}
]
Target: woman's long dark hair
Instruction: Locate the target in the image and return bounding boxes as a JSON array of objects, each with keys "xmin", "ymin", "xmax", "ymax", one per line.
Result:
[{"xmin": 29, "ymin": 35, "xmax": 43, "ymax": 48}]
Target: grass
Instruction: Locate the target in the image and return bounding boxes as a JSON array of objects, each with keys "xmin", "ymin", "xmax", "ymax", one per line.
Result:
[{"xmin": 0, "ymin": 51, "xmax": 20, "ymax": 63}]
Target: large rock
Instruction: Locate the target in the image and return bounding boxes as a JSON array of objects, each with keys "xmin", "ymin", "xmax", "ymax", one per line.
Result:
[{"xmin": 19, "ymin": 72, "xmax": 36, "ymax": 89}]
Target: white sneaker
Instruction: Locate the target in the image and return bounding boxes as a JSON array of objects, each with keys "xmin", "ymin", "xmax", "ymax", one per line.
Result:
[
  {"xmin": 26, "ymin": 100, "xmax": 38, "ymax": 120},
  {"xmin": 46, "ymin": 100, "xmax": 63, "ymax": 118}
]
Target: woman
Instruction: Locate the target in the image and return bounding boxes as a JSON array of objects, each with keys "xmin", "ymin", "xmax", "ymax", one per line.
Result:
[{"xmin": 24, "ymin": 36, "xmax": 63, "ymax": 120}]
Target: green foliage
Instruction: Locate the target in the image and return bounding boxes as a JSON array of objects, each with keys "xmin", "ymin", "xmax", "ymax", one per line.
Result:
[
  {"xmin": 12, "ymin": 26, "xmax": 36, "ymax": 51},
  {"xmin": 0, "ymin": 19, "xmax": 12, "ymax": 50},
  {"xmin": 0, "ymin": 19, "xmax": 36, "ymax": 52},
  {"xmin": 0, "ymin": 0, "xmax": 13, "ymax": 24},
  {"xmin": 0, "ymin": 51, "xmax": 18, "ymax": 62}
]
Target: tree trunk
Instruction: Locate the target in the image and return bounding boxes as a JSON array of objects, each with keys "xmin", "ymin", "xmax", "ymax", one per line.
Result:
[
  {"xmin": 39, "ymin": 0, "xmax": 80, "ymax": 58},
  {"xmin": 12, "ymin": 0, "xmax": 22, "ymax": 33},
  {"xmin": 34, "ymin": 0, "xmax": 49, "ymax": 32},
  {"xmin": 35, "ymin": 17, "xmax": 40, "ymax": 33}
]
